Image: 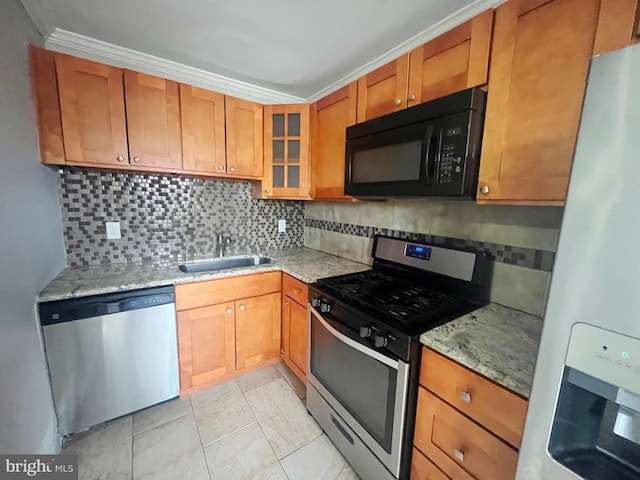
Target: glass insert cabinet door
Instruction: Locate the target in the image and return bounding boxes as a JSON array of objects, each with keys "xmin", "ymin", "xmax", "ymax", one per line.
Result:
[{"xmin": 263, "ymin": 104, "xmax": 310, "ymax": 198}]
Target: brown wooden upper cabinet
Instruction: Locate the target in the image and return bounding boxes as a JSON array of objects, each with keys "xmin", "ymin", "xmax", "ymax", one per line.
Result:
[
  {"xmin": 54, "ymin": 52, "xmax": 182, "ymax": 171},
  {"xmin": 311, "ymin": 83, "xmax": 357, "ymax": 200},
  {"xmin": 225, "ymin": 96, "xmax": 263, "ymax": 178},
  {"xmin": 477, "ymin": 0, "xmax": 639, "ymax": 205},
  {"xmin": 262, "ymin": 104, "xmax": 311, "ymax": 199},
  {"xmin": 356, "ymin": 10, "xmax": 493, "ymax": 123}
]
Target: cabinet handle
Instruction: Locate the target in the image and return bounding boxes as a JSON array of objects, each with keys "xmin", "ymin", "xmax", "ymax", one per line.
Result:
[
  {"xmin": 395, "ymin": 98, "xmax": 402, "ymax": 106},
  {"xmin": 265, "ymin": 189, "xmax": 271, "ymax": 194},
  {"xmin": 116, "ymin": 155, "xmax": 125, "ymax": 163},
  {"xmin": 454, "ymin": 449, "xmax": 465, "ymax": 462},
  {"xmin": 479, "ymin": 185, "xmax": 490, "ymax": 195},
  {"xmin": 133, "ymin": 156, "xmax": 140, "ymax": 163},
  {"xmin": 284, "ymin": 301, "xmax": 289, "ymax": 306},
  {"xmin": 408, "ymin": 94, "xmax": 416, "ymax": 102},
  {"xmin": 460, "ymin": 391, "xmax": 471, "ymax": 403},
  {"xmin": 226, "ymin": 308, "xmax": 233, "ymax": 314},
  {"xmin": 229, "ymin": 166, "xmax": 236, "ymax": 172},
  {"xmin": 239, "ymin": 304, "xmax": 246, "ymax": 311},
  {"xmin": 293, "ymin": 288, "xmax": 300, "ymax": 294},
  {"xmin": 218, "ymin": 165, "xmax": 225, "ymax": 171}
]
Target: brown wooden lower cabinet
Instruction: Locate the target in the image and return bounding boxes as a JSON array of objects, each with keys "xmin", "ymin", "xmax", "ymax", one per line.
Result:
[
  {"xmin": 177, "ymin": 302, "xmax": 235, "ymax": 390},
  {"xmin": 235, "ymin": 292, "xmax": 281, "ymax": 369},
  {"xmin": 281, "ymin": 273, "xmax": 309, "ymax": 383},
  {"xmin": 413, "ymin": 347, "xmax": 527, "ymax": 480},
  {"xmin": 175, "ymin": 272, "xmax": 281, "ymax": 396}
]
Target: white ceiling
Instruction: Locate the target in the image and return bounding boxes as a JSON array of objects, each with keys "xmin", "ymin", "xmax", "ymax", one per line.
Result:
[{"xmin": 21, "ymin": 0, "xmax": 502, "ymax": 103}]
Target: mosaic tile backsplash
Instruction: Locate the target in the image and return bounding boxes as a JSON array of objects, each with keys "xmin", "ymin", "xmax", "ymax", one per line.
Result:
[{"xmin": 58, "ymin": 168, "xmax": 304, "ymax": 266}]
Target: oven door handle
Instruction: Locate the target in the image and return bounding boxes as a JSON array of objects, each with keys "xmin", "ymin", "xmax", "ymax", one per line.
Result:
[{"xmin": 310, "ymin": 307, "xmax": 399, "ymax": 369}]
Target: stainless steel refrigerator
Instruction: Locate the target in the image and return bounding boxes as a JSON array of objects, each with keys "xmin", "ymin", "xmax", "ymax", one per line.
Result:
[{"xmin": 517, "ymin": 43, "xmax": 640, "ymax": 479}]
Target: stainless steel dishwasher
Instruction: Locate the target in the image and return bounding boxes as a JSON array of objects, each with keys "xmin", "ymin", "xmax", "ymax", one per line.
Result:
[{"xmin": 38, "ymin": 286, "xmax": 179, "ymax": 436}]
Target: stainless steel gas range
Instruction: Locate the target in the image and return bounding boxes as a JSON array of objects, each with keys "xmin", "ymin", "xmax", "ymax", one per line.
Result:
[{"xmin": 306, "ymin": 235, "xmax": 492, "ymax": 480}]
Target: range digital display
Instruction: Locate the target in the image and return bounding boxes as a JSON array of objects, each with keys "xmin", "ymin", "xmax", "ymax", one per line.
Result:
[{"xmin": 405, "ymin": 244, "xmax": 432, "ymax": 261}]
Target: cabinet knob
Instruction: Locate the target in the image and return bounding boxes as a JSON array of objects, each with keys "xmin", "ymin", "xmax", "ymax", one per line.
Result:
[
  {"xmin": 133, "ymin": 157, "xmax": 140, "ymax": 163},
  {"xmin": 239, "ymin": 304, "xmax": 246, "ymax": 311},
  {"xmin": 284, "ymin": 301, "xmax": 289, "ymax": 307},
  {"xmin": 218, "ymin": 165, "xmax": 225, "ymax": 171},
  {"xmin": 229, "ymin": 166, "xmax": 236, "ymax": 172},
  {"xmin": 116, "ymin": 155, "xmax": 125, "ymax": 163},
  {"xmin": 395, "ymin": 98, "xmax": 402, "ymax": 106},
  {"xmin": 226, "ymin": 308, "xmax": 233, "ymax": 314},
  {"xmin": 408, "ymin": 94, "xmax": 416, "ymax": 102},
  {"xmin": 454, "ymin": 449, "xmax": 465, "ymax": 462},
  {"xmin": 479, "ymin": 185, "xmax": 490, "ymax": 195},
  {"xmin": 293, "ymin": 288, "xmax": 300, "ymax": 294},
  {"xmin": 265, "ymin": 189, "xmax": 271, "ymax": 194},
  {"xmin": 460, "ymin": 391, "xmax": 471, "ymax": 403}
]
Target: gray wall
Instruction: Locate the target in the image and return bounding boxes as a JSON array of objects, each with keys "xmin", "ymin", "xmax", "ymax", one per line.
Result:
[
  {"xmin": 306, "ymin": 201, "xmax": 564, "ymax": 317},
  {"xmin": 0, "ymin": 0, "xmax": 67, "ymax": 453}
]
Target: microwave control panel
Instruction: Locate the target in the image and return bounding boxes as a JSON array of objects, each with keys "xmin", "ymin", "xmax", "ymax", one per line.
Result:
[{"xmin": 438, "ymin": 142, "xmax": 464, "ymax": 185}]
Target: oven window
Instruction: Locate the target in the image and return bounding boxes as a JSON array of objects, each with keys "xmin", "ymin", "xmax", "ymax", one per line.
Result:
[
  {"xmin": 310, "ymin": 315, "xmax": 397, "ymax": 453},
  {"xmin": 351, "ymin": 140, "xmax": 422, "ymax": 183}
]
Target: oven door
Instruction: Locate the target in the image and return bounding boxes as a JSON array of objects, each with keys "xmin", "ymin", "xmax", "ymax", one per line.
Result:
[{"xmin": 307, "ymin": 306, "xmax": 409, "ymax": 477}]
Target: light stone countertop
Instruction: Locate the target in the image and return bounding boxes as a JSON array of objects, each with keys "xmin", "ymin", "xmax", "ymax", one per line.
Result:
[
  {"xmin": 420, "ymin": 303, "xmax": 543, "ymax": 398},
  {"xmin": 38, "ymin": 247, "xmax": 371, "ymax": 302}
]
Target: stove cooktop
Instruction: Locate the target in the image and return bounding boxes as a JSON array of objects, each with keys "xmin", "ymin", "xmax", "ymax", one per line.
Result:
[{"xmin": 313, "ymin": 269, "xmax": 478, "ymax": 335}]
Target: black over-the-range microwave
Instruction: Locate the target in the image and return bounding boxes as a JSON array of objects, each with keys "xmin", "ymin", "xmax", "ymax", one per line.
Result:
[{"xmin": 344, "ymin": 87, "xmax": 486, "ymax": 199}]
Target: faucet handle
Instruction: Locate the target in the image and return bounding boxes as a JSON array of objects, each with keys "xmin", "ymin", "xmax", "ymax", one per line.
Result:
[{"xmin": 224, "ymin": 236, "xmax": 233, "ymax": 244}]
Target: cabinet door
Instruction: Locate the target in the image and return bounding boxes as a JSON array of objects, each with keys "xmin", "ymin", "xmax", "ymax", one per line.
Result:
[
  {"xmin": 282, "ymin": 296, "xmax": 308, "ymax": 383},
  {"xmin": 408, "ymin": 10, "xmax": 493, "ymax": 106},
  {"xmin": 477, "ymin": 0, "xmax": 601, "ymax": 204},
  {"xmin": 55, "ymin": 53, "xmax": 128, "ymax": 166},
  {"xmin": 177, "ymin": 302, "xmax": 235, "ymax": 391},
  {"xmin": 356, "ymin": 56, "xmax": 409, "ymax": 122},
  {"xmin": 263, "ymin": 104, "xmax": 310, "ymax": 198},
  {"xmin": 180, "ymin": 84, "xmax": 226, "ymax": 174},
  {"xmin": 235, "ymin": 293, "xmax": 281, "ymax": 369},
  {"xmin": 311, "ymin": 82, "xmax": 357, "ymax": 200},
  {"xmin": 226, "ymin": 96, "xmax": 263, "ymax": 178},
  {"xmin": 124, "ymin": 71, "xmax": 182, "ymax": 171},
  {"xmin": 592, "ymin": 0, "xmax": 640, "ymax": 54}
]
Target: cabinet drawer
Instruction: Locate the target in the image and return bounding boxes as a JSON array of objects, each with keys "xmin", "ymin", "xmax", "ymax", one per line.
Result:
[
  {"xmin": 176, "ymin": 271, "xmax": 281, "ymax": 311},
  {"xmin": 411, "ymin": 447, "xmax": 450, "ymax": 480},
  {"xmin": 414, "ymin": 388, "xmax": 518, "ymax": 480},
  {"xmin": 282, "ymin": 273, "xmax": 308, "ymax": 307},
  {"xmin": 420, "ymin": 348, "xmax": 527, "ymax": 448}
]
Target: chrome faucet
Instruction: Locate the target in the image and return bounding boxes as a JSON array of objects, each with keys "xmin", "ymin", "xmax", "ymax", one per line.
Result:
[{"xmin": 215, "ymin": 232, "xmax": 232, "ymax": 257}]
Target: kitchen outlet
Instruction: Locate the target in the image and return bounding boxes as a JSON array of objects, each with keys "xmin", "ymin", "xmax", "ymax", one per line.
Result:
[
  {"xmin": 105, "ymin": 221, "xmax": 121, "ymax": 240},
  {"xmin": 278, "ymin": 219, "xmax": 286, "ymax": 233}
]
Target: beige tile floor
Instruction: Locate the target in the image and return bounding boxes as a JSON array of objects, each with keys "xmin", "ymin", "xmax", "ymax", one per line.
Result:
[{"xmin": 62, "ymin": 363, "xmax": 359, "ymax": 480}]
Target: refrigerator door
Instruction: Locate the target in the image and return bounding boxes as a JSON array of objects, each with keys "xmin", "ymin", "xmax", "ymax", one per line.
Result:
[{"xmin": 517, "ymin": 43, "xmax": 640, "ymax": 480}]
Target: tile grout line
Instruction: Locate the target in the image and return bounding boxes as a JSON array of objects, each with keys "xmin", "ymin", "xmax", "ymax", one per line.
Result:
[{"xmin": 189, "ymin": 396, "xmax": 214, "ymax": 480}]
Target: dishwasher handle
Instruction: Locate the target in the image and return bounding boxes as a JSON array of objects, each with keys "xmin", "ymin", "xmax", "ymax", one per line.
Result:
[{"xmin": 39, "ymin": 285, "xmax": 175, "ymax": 326}]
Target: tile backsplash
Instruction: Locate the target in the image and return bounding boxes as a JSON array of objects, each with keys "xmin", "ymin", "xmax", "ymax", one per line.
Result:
[
  {"xmin": 305, "ymin": 201, "xmax": 564, "ymax": 317},
  {"xmin": 58, "ymin": 168, "xmax": 304, "ymax": 266}
]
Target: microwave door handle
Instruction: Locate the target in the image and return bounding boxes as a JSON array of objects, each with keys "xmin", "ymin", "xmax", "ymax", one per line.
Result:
[{"xmin": 423, "ymin": 125, "xmax": 437, "ymax": 183}]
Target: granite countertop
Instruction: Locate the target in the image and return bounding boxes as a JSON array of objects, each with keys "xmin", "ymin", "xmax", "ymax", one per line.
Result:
[
  {"xmin": 420, "ymin": 303, "xmax": 543, "ymax": 398},
  {"xmin": 39, "ymin": 247, "xmax": 371, "ymax": 302}
]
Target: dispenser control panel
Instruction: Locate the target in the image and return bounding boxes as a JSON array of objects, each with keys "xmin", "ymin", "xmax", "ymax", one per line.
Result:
[{"xmin": 566, "ymin": 323, "xmax": 640, "ymax": 395}]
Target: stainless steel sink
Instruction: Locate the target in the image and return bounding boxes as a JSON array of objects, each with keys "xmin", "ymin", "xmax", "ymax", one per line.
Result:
[{"xmin": 178, "ymin": 256, "xmax": 274, "ymax": 273}]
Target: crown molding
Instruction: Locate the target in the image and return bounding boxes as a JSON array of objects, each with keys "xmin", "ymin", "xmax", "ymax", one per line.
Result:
[
  {"xmin": 44, "ymin": 28, "xmax": 306, "ymax": 104},
  {"xmin": 36, "ymin": 0, "xmax": 505, "ymax": 104},
  {"xmin": 305, "ymin": 0, "xmax": 505, "ymax": 103}
]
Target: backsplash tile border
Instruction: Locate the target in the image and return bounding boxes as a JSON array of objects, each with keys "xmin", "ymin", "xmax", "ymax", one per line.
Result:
[{"xmin": 305, "ymin": 218, "xmax": 555, "ymax": 272}]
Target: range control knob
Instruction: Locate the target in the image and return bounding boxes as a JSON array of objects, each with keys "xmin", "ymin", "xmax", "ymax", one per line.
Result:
[
  {"xmin": 310, "ymin": 295, "xmax": 321, "ymax": 308},
  {"xmin": 359, "ymin": 325, "xmax": 373, "ymax": 338},
  {"xmin": 374, "ymin": 334, "xmax": 390, "ymax": 348},
  {"xmin": 320, "ymin": 299, "xmax": 332, "ymax": 313}
]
